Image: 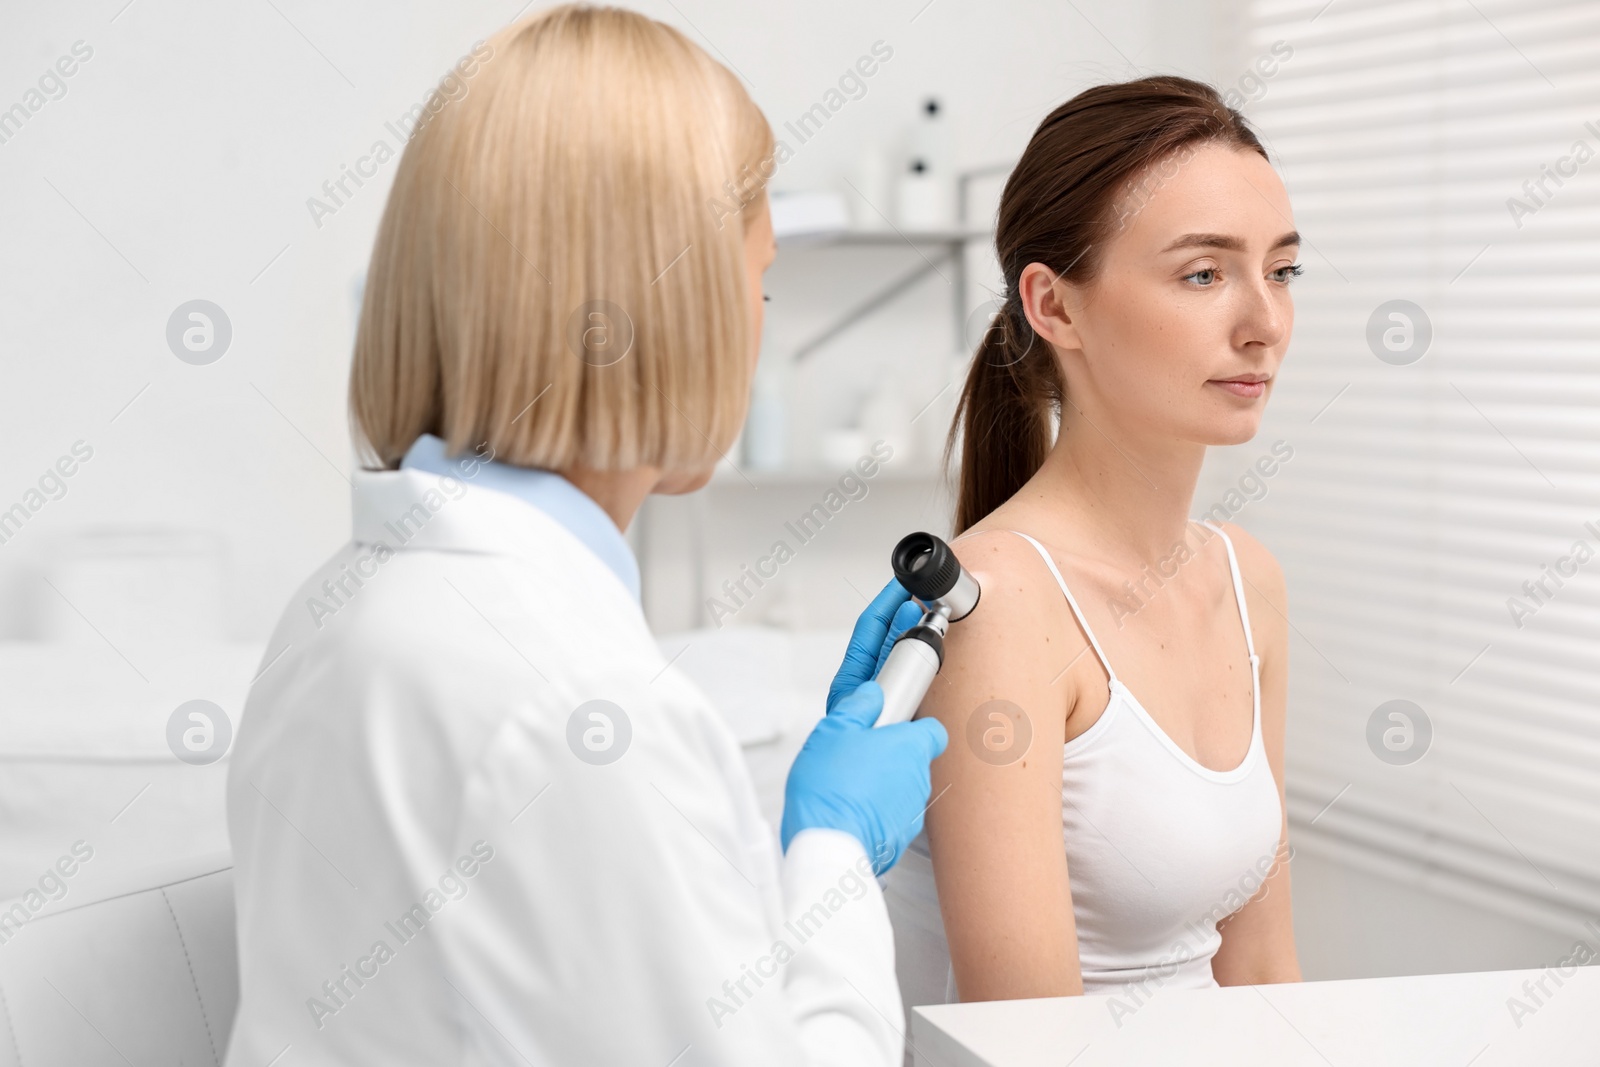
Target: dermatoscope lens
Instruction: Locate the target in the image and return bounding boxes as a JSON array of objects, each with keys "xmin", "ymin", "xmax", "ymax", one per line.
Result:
[{"xmin": 891, "ymin": 533, "xmax": 957, "ymax": 600}]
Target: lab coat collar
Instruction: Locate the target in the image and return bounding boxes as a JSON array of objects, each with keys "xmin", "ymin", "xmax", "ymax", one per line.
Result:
[
  {"xmin": 394, "ymin": 434, "xmax": 642, "ymax": 605},
  {"xmin": 348, "ymin": 457, "xmax": 643, "ymax": 615}
]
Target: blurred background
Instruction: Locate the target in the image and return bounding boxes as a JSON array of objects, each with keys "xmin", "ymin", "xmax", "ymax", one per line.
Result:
[{"xmin": 2, "ymin": 0, "xmax": 1598, "ymax": 991}]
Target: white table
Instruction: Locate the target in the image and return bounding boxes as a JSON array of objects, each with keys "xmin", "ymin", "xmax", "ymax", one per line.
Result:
[{"xmin": 911, "ymin": 966, "xmax": 1600, "ymax": 1066}]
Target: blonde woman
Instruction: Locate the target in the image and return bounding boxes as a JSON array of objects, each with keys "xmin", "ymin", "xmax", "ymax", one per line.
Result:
[{"xmin": 224, "ymin": 7, "xmax": 945, "ymax": 1065}]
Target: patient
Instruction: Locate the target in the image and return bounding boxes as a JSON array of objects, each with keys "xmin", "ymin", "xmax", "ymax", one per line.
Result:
[{"xmin": 884, "ymin": 75, "xmax": 1302, "ymax": 1021}]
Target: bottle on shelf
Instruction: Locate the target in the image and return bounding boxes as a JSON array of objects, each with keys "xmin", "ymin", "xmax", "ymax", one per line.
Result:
[
  {"xmin": 743, "ymin": 356, "xmax": 789, "ymax": 471},
  {"xmin": 896, "ymin": 97, "xmax": 954, "ymax": 230},
  {"xmin": 859, "ymin": 365, "xmax": 917, "ymax": 469}
]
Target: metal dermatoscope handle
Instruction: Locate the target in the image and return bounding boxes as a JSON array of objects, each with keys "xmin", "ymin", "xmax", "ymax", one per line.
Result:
[{"xmin": 873, "ymin": 532, "xmax": 980, "ymax": 727}]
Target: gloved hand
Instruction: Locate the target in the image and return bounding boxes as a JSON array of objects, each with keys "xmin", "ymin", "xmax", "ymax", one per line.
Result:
[{"xmin": 780, "ymin": 577, "xmax": 950, "ymax": 875}]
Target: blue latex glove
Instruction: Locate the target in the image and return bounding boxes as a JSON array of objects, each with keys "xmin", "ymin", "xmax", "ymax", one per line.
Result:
[{"xmin": 780, "ymin": 578, "xmax": 950, "ymax": 875}]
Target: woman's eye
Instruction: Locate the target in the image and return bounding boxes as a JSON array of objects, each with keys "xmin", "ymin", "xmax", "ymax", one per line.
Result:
[
  {"xmin": 1271, "ymin": 263, "xmax": 1305, "ymax": 283},
  {"xmin": 1183, "ymin": 268, "xmax": 1218, "ymax": 287}
]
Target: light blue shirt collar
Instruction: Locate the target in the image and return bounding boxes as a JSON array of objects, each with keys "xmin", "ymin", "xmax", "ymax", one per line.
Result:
[{"xmin": 399, "ymin": 434, "xmax": 641, "ymax": 605}]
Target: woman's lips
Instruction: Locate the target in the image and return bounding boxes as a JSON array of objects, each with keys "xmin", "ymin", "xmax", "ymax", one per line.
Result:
[{"xmin": 1210, "ymin": 379, "xmax": 1266, "ymax": 399}]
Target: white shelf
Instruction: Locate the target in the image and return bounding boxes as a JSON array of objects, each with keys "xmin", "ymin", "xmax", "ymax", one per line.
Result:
[{"xmin": 706, "ymin": 463, "xmax": 947, "ymax": 488}]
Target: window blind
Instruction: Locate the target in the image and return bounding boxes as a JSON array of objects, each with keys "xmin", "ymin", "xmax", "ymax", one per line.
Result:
[{"xmin": 1207, "ymin": 0, "xmax": 1600, "ymax": 932}]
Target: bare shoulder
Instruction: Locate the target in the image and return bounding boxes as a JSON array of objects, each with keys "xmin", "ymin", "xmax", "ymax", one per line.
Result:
[
  {"xmin": 935, "ymin": 526, "xmax": 1090, "ymax": 691},
  {"xmin": 1214, "ymin": 521, "xmax": 1285, "ymax": 607},
  {"xmin": 949, "ymin": 526, "xmax": 1073, "ymax": 628},
  {"xmin": 950, "ymin": 525, "xmax": 1061, "ymax": 584}
]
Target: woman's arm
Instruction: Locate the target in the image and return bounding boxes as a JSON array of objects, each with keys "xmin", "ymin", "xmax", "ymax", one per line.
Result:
[
  {"xmin": 919, "ymin": 530, "xmax": 1087, "ymax": 1001},
  {"xmin": 1209, "ymin": 522, "xmax": 1302, "ymax": 985}
]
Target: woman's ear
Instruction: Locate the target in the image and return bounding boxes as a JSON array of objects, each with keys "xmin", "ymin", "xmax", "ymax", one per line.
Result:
[{"xmin": 1018, "ymin": 261, "xmax": 1086, "ymax": 353}]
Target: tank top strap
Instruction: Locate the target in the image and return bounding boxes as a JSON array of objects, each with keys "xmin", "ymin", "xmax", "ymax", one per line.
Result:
[
  {"xmin": 1197, "ymin": 520, "xmax": 1258, "ymax": 665},
  {"xmin": 1002, "ymin": 530, "xmax": 1120, "ymax": 687}
]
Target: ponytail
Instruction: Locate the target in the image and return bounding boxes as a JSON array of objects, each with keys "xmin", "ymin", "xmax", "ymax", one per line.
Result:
[{"xmin": 949, "ymin": 297, "xmax": 1061, "ymax": 535}]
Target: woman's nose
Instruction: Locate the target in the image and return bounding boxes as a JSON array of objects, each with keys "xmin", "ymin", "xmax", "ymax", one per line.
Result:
[{"xmin": 1237, "ymin": 276, "xmax": 1289, "ymax": 351}]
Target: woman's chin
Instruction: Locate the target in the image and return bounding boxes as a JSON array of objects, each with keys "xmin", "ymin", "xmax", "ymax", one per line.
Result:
[{"xmin": 1192, "ymin": 414, "xmax": 1265, "ymax": 448}]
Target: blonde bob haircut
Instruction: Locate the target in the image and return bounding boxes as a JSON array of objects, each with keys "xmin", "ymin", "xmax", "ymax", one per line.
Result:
[{"xmin": 351, "ymin": 3, "xmax": 775, "ymax": 471}]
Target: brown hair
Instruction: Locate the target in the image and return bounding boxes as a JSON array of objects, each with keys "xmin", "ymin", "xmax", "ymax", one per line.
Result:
[{"xmin": 948, "ymin": 75, "xmax": 1268, "ymax": 533}]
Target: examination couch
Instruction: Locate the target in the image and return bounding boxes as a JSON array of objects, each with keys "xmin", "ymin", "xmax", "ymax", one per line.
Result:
[{"xmin": 0, "ymin": 853, "xmax": 237, "ymax": 1065}]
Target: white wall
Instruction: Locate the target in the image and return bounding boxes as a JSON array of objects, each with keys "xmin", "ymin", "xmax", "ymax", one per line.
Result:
[{"xmin": 0, "ymin": 0, "xmax": 1219, "ymax": 642}]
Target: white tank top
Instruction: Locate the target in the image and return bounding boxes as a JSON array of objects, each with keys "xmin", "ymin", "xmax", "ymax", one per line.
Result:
[{"xmin": 883, "ymin": 521, "xmax": 1284, "ymax": 1013}]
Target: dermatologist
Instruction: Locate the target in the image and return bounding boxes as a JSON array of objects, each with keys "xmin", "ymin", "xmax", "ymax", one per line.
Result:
[{"xmin": 222, "ymin": 6, "xmax": 947, "ymax": 1067}]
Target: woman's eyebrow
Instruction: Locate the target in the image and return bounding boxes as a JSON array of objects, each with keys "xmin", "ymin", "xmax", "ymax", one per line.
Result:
[{"xmin": 1160, "ymin": 231, "xmax": 1301, "ymax": 253}]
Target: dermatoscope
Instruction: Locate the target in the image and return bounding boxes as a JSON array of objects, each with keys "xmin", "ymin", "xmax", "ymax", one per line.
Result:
[{"xmin": 873, "ymin": 532, "xmax": 981, "ymax": 727}]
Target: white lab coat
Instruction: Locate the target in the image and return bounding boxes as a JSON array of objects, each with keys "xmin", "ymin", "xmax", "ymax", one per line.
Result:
[{"xmin": 223, "ymin": 467, "xmax": 904, "ymax": 1066}]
